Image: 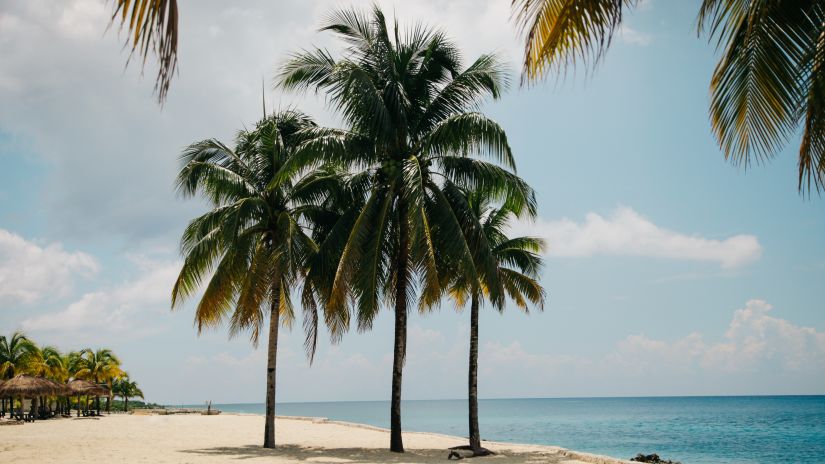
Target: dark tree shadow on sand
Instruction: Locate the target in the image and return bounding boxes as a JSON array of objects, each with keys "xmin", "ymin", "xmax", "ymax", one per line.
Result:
[{"xmin": 179, "ymin": 444, "xmax": 568, "ymax": 463}]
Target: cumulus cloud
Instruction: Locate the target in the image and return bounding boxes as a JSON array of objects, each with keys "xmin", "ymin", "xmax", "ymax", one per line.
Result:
[
  {"xmin": 513, "ymin": 207, "xmax": 762, "ymax": 268},
  {"xmin": 178, "ymin": 300, "xmax": 823, "ymax": 402},
  {"xmin": 0, "ymin": 0, "xmax": 521, "ymax": 244},
  {"xmin": 0, "ymin": 228, "xmax": 98, "ymax": 304},
  {"xmin": 21, "ymin": 256, "xmax": 179, "ymax": 339},
  {"xmin": 499, "ymin": 299, "xmax": 825, "ymax": 395}
]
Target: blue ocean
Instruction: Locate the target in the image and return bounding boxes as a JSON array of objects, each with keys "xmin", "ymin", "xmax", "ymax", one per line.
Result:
[{"xmin": 176, "ymin": 396, "xmax": 825, "ymax": 463}]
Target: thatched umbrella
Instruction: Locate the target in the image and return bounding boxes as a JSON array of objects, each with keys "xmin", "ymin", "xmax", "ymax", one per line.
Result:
[
  {"xmin": 68, "ymin": 379, "xmax": 108, "ymax": 396},
  {"xmin": 68, "ymin": 379, "xmax": 109, "ymax": 416},
  {"xmin": 0, "ymin": 375, "xmax": 65, "ymax": 419},
  {"xmin": 0, "ymin": 375, "xmax": 65, "ymax": 397}
]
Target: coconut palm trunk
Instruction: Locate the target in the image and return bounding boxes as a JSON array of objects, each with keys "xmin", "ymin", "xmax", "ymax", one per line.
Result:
[
  {"xmin": 390, "ymin": 199, "xmax": 409, "ymax": 453},
  {"xmin": 124, "ymin": 396, "xmax": 129, "ymax": 412},
  {"xmin": 263, "ymin": 281, "xmax": 281, "ymax": 449},
  {"xmin": 468, "ymin": 293, "xmax": 481, "ymax": 451}
]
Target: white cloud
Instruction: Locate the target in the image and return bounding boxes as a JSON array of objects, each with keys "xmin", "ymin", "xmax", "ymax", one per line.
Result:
[
  {"xmin": 711, "ymin": 299, "xmax": 825, "ymax": 371},
  {"xmin": 0, "ymin": 0, "xmax": 521, "ymax": 244},
  {"xmin": 142, "ymin": 299, "xmax": 825, "ymax": 403},
  {"xmin": 21, "ymin": 256, "xmax": 179, "ymax": 339},
  {"xmin": 0, "ymin": 228, "xmax": 98, "ymax": 304},
  {"xmin": 514, "ymin": 207, "xmax": 762, "ymax": 268},
  {"xmin": 618, "ymin": 25, "xmax": 652, "ymax": 46}
]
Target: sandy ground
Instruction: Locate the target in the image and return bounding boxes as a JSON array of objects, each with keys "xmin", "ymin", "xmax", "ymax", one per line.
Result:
[{"xmin": 0, "ymin": 414, "xmax": 630, "ymax": 464}]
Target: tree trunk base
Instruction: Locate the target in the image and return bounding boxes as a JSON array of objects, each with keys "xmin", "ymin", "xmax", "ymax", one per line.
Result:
[{"xmin": 448, "ymin": 445, "xmax": 496, "ymax": 459}]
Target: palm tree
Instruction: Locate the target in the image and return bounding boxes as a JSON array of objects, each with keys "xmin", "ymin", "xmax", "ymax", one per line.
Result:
[
  {"xmin": 447, "ymin": 189, "xmax": 545, "ymax": 454},
  {"xmin": 27, "ymin": 345, "xmax": 70, "ymax": 415},
  {"xmin": 108, "ymin": 0, "xmax": 179, "ymax": 104},
  {"xmin": 172, "ymin": 109, "xmax": 345, "ymax": 449},
  {"xmin": 512, "ymin": 0, "xmax": 825, "ymax": 193},
  {"xmin": 0, "ymin": 332, "xmax": 37, "ymax": 379},
  {"xmin": 75, "ymin": 348, "xmax": 123, "ymax": 414},
  {"xmin": 27, "ymin": 346, "xmax": 65, "ymax": 379},
  {"xmin": 112, "ymin": 375, "xmax": 144, "ymax": 412},
  {"xmin": 278, "ymin": 6, "xmax": 535, "ymax": 452},
  {"xmin": 0, "ymin": 332, "xmax": 37, "ymax": 415}
]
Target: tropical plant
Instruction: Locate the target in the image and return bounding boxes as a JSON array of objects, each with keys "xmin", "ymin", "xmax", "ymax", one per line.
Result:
[
  {"xmin": 75, "ymin": 348, "xmax": 123, "ymax": 413},
  {"xmin": 0, "ymin": 332, "xmax": 37, "ymax": 379},
  {"xmin": 172, "ymin": 109, "xmax": 347, "ymax": 448},
  {"xmin": 108, "ymin": 0, "xmax": 179, "ymax": 104},
  {"xmin": 447, "ymin": 188, "xmax": 545, "ymax": 454},
  {"xmin": 512, "ymin": 0, "xmax": 825, "ymax": 193},
  {"xmin": 278, "ymin": 5, "xmax": 535, "ymax": 452},
  {"xmin": 27, "ymin": 346, "xmax": 67, "ymax": 381},
  {"xmin": 112, "ymin": 375, "xmax": 144, "ymax": 412}
]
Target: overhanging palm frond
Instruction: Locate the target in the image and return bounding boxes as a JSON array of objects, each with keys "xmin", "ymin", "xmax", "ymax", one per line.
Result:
[
  {"xmin": 700, "ymin": 0, "xmax": 825, "ymax": 193},
  {"xmin": 700, "ymin": 1, "xmax": 808, "ymax": 166},
  {"xmin": 109, "ymin": 0, "xmax": 179, "ymax": 104},
  {"xmin": 512, "ymin": 0, "xmax": 631, "ymax": 81}
]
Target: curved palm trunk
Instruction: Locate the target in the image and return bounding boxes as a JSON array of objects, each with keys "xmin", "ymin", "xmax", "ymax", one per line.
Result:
[
  {"xmin": 390, "ymin": 199, "xmax": 409, "ymax": 453},
  {"xmin": 124, "ymin": 396, "xmax": 129, "ymax": 413},
  {"xmin": 468, "ymin": 293, "xmax": 481, "ymax": 450},
  {"xmin": 263, "ymin": 282, "xmax": 281, "ymax": 449}
]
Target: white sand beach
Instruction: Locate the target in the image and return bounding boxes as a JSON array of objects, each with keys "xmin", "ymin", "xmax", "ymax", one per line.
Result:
[{"xmin": 0, "ymin": 414, "xmax": 630, "ymax": 464}]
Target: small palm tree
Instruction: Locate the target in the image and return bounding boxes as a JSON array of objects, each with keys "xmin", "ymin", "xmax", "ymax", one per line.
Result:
[
  {"xmin": 448, "ymin": 189, "xmax": 545, "ymax": 454},
  {"xmin": 0, "ymin": 332, "xmax": 37, "ymax": 415},
  {"xmin": 112, "ymin": 375, "xmax": 144, "ymax": 412},
  {"xmin": 278, "ymin": 6, "xmax": 535, "ymax": 452},
  {"xmin": 512, "ymin": 0, "xmax": 825, "ymax": 193},
  {"xmin": 0, "ymin": 332, "xmax": 37, "ymax": 379},
  {"xmin": 27, "ymin": 346, "xmax": 65, "ymax": 379},
  {"xmin": 172, "ymin": 109, "xmax": 345, "ymax": 449},
  {"xmin": 75, "ymin": 348, "xmax": 123, "ymax": 414}
]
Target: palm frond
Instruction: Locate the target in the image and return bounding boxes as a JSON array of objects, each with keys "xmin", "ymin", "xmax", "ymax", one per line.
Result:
[
  {"xmin": 109, "ymin": 0, "xmax": 179, "ymax": 104},
  {"xmin": 512, "ymin": 0, "xmax": 630, "ymax": 81}
]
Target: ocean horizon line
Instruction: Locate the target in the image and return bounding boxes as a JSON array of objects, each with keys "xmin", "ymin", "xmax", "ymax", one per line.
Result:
[{"xmin": 167, "ymin": 393, "xmax": 825, "ymax": 407}]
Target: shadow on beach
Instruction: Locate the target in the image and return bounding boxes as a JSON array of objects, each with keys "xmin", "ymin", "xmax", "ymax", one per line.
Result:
[{"xmin": 179, "ymin": 444, "xmax": 567, "ymax": 463}]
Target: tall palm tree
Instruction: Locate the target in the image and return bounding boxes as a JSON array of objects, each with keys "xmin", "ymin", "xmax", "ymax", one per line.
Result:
[
  {"xmin": 447, "ymin": 189, "xmax": 545, "ymax": 454},
  {"xmin": 512, "ymin": 0, "xmax": 825, "ymax": 193},
  {"xmin": 172, "ymin": 109, "xmax": 346, "ymax": 449},
  {"xmin": 112, "ymin": 375, "xmax": 144, "ymax": 412},
  {"xmin": 278, "ymin": 6, "xmax": 535, "ymax": 452},
  {"xmin": 75, "ymin": 348, "xmax": 123, "ymax": 414},
  {"xmin": 108, "ymin": 0, "xmax": 179, "ymax": 104}
]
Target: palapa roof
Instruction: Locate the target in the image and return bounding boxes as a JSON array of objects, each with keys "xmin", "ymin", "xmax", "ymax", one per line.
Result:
[
  {"xmin": 0, "ymin": 374, "xmax": 66, "ymax": 398},
  {"xmin": 44, "ymin": 378, "xmax": 72, "ymax": 396},
  {"xmin": 67, "ymin": 379, "xmax": 109, "ymax": 396}
]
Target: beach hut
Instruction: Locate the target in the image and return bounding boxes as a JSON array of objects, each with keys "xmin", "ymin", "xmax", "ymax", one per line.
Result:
[
  {"xmin": 0, "ymin": 374, "xmax": 65, "ymax": 421},
  {"xmin": 68, "ymin": 379, "xmax": 110, "ymax": 417}
]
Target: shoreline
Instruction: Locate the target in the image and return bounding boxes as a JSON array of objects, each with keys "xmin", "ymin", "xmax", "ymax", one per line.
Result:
[
  {"xmin": 286, "ymin": 414, "xmax": 634, "ymax": 464},
  {"xmin": 155, "ymin": 410, "xmax": 633, "ymax": 463},
  {"xmin": 0, "ymin": 413, "xmax": 632, "ymax": 464}
]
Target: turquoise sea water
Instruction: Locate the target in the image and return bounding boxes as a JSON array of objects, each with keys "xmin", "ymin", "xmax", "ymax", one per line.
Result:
[{"xmin": 175, "ymin": 396, "xmax": 825, "ymax": 463}]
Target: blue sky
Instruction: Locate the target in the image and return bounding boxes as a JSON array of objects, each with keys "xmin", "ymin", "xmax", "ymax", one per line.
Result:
[{"xmin": 1, "ymin": 0, "xmax": 823, "ymax": 405}]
